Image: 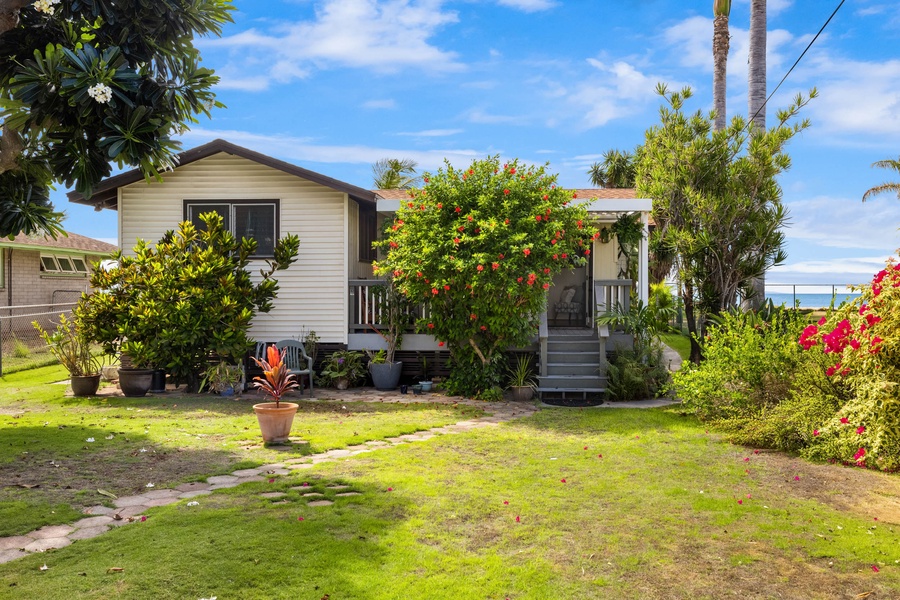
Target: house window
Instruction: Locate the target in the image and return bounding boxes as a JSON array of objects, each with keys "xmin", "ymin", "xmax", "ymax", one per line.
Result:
[
  {"xmin": 185, "ymin": 200, "xmax": 279, "ymax": 258},
  {"xmin": 40, "ymin": 254, "xmax": 89, "ymax": 275}
]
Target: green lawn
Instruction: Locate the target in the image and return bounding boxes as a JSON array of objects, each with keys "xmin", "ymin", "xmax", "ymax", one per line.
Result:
[
  {"xmin": 661, "ymin": 331, "xmax": 691, "ymax": 362},
  {"xmin": 1, "ymin": 366, "xmax": 899, "ymax": 598},
  {"xmin": 0, "ymin": 364, "xmax": 483, "ymax": 536}
]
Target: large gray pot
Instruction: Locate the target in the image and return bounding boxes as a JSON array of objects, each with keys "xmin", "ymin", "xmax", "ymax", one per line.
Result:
[
  {"xmin": 369, "ymin": 361, "xmax": 403, "ymax": 391},
  {"xmin": 118, "ymin": 368, "xmax": 154, "ymax": 397}
]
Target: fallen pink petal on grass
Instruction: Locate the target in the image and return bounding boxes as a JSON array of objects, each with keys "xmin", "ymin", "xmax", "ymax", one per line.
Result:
[
  {"xmin": 857, "ymin": 426, "xmax": 866, "ymax": 435},
  {"xmin": 597, "ymin": 454, "xmax": 603, "ymax": 459},
  {"xmin": 794, "ymin": 476, "xmax": 801, "ymax": 481},
  {"xmin": 744, "ymin": 457, "xmax": 750, "ymax": 462},
  {"xmin": 737, "ymin": 500, "xmax": 743, "ymax": 505},
  {"xmin": 387, "ymin": 487, "xmax": 393, "ymax": 492},
  {"xmin": 583, "ymin": 446, "xmax": 588, "ymax": 450},
  {"xmin": 560, "ymin": 478, "xmax": 567, "ymax": 483},
  {"xmin": 872, "ymin": 565, "xmax": 880, "ymax": 573},
  {"xmin": 515, "ymin": 515, "xmax": 520, "ymax": 523},
  {"xmin": 503, "ymin": 500, "xmax": 509, "ymax": 505},
  {"xmin": 297, "ymin": 517, "xmax": 304, "ymax": 522},
  {"xmin": 268, "ymin": 478, "xmax": 275, "ymax": 483}
]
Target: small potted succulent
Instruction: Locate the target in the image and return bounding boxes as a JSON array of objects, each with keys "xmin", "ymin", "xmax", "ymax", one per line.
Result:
[
  {"xmin": 251, "ymin": 345, "xmax": 299, "ymax": 444},
  {"xmin": 507, "ymin": 353, "xmax": 537, "ymax": 402},
  {"xmin": 201, "ymin": 361, "xmax": 244, "ymax": 396},
  {"xmin": 320, "ymin": 350, "xmax": 365, "ymax": 390},
  {"xmin": 33, "ymin": 313, "xmax": 102, "ymax": 397}
]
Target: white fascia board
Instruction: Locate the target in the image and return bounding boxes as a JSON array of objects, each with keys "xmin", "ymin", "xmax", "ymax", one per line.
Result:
[
  {"xmin": 377, "ymin": 199, "xmax": 400, "ymax": 215},
  {"xmin": 585, "ymin": 198, "xmax": 653, "ymax": 213}
]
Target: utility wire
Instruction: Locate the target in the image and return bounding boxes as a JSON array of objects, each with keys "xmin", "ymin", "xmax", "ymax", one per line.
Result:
[{"xmin": 747, "ymin": 0, "xmax": 846, "ymax": 128}]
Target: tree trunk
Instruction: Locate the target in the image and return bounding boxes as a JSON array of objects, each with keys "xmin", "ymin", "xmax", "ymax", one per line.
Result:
[
  {"xmin": 683, "ymin": 282, "xmax": 703, "ymax": 365},
  {"xmin": 712, "ymin": 13, "xmax": 730, "ymax": 131},
  {"xmin": 0, "ymin": 0, "xmax": 31, "ymax": 36},
  {"xmin": 747, "ymin": 0, "xmax": 767, "ymax": 308}
]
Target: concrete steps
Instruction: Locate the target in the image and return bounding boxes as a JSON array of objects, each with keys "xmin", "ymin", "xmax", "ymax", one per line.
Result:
[{"xmin": 538, "ymin": 330, "xmax": 606, "ymax": 402}]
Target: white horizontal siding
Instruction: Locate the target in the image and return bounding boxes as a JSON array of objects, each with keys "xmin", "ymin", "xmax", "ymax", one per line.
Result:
[{"xmin": 119, "ymin": 153, "xmax": 349, "ymax": 344}]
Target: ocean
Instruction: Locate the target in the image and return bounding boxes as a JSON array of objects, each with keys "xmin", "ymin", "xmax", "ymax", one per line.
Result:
[{"xmin": 766, "ymin": 292, "xmax": 862, "ymax": 309}]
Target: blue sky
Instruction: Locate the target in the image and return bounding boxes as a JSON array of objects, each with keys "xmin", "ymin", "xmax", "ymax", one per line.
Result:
[{"xmin": 57, "ymin": 0, "xmax": 900, "ymax": 290}]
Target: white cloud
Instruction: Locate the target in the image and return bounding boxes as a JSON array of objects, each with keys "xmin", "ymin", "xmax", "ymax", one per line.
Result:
[
  {"xmin": 783, "ymin": 194, "xmax": 900, "ymax": 250},
  {"xmin": 180, "ymin": 128, "xmax": 488, "ymax": 173},
  {"xmin": 362, "ymin": 99, "xmax": 397, "ymax": 109},
  {"xmin": 570, "ymin": 59, "xmax": 670, "ymax": 128},
  {"xmin": 800, "ymin": 56, "xmax": 900, "ymax": 137},
  {"xmin": 495, "ymin": 0, "xmax": 556, "ymax": 12},
  {"xmin": 463, "ymin": 108, "xmax": 523, "ymax": 125},
  {"xmin": 397, "ymin": 128, "xmax": 463, "ymax": 137},
  {"xmin": 208, "ymin": 0, "xmax": 463, "ymax": 89}
]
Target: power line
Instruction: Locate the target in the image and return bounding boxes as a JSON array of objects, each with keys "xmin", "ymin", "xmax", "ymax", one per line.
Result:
[{"xmin": 748, "ymin": 0, "xmax": 846, "ymax": 127}]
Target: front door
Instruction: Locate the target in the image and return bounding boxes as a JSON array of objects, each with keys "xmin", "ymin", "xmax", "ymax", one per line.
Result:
[{"xmin": 550, "ymin": 264, "xmax": 591, "ymax": 328}]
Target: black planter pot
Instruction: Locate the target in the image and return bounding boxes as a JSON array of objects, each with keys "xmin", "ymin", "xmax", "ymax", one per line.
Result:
[
  {"xmin": 118, "ymin": 368, "xmax": 154, "ymax": 397},
  {"xmin": 70, "ymin": 374, "xmax": 101, "ymax": 397},
  {"xmin": 150, "ymin": 369, "xmax": 166, "ymax": 393},
  {"xmin": 368, "ymin": 361, "xmax": 403, "ymax": 390}
]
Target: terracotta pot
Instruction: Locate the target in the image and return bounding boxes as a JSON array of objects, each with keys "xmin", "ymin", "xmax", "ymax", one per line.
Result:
[
  {"xmin": 253, "ymin": 402, "xmax": 299, "ymax": 444},
  {"xmin": 510, "ymin": 385, "xmax": 535, "ymax": 402},
  {"xmin": 70, "ymin": 374, "xmax": 101, "ymax": 397},
  {"xmin": 118, "ymin": 368, "xmax": 154, "ymax": 397}
]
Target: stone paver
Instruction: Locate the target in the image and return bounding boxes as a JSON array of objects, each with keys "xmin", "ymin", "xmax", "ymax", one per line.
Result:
[
  {"xmin": 0, "ymin": 536, "xmax": 32, "ymax": 551},
  {"xmin": 207, "ymin": 475, "xmax": 239, "ymax": 485},
  {"xmin": 0, "ymin": 549, "xmax": 29, "ymax": 564},
  {"xmin": 24, "ymin": 537, "xmax": 71, "ymax": 552},
  {"xmin": 68, "ymin": 526, "xmax": 109, "ymax": 541},
  {"xmin": 0, "ymin": 389, "xmax": 540, "ymax": 563},
  {"xmin": 30, "ymin": 525, "xmax": 74, "ymax": 539},
  {"xmin": 72, "ymin": 516, "xmax": 113, "ymax": 529},
  {"xmin": 307, "ymin": 500, "xmax": 334, "ymax": 507}
]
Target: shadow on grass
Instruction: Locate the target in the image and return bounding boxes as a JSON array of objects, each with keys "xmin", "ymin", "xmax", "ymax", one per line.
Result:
[{"xmin": 0, "ymin": 475, "xmax": 411, "ymax": 600}]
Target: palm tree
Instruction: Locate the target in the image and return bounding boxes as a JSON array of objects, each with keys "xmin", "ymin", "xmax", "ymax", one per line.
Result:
[
  {"xmin": 712, "ymin": 0, "xmax": 731, "ymax": 131},
  {"xmin": 588, "ymin": 149, "xmax": 636, "ymax": 188},
  {"xmin": 862, "ymin": 158, "xmax": 900, "ymax": 202},
  {"xmin": 748, "ymin": 0, "xmax": 767, "ymax": 130},
  {"xmin": 746, "ymin": 0, "xmax": 767, "ymax": 308},
  {"xmin": 372, "ymin": 158, "xmax": 421, "ymax": 190}
]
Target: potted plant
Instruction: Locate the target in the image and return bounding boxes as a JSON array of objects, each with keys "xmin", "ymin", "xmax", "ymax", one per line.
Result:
[
  {"xmin": 117, "ymin": 341, "xmax": 157, "ymax": 397},
  {"xmin": 418, "ymin": 353, "xmax": 433, "ymax": 392},
  {"xmin": 33, "ymin": 314, "xmax": 102, "ymax": 397},
  {"xmin": 201, "ymin": 361, "xmax": 244, "ymax": 396},
  {"xmin": 366, "ymin": 281, "xmax": 408, "ymax": 390},
  {"xmin": 508, "ymin": 353, "xmax": 537, "ymax": 402},
  {"xmin": 251, "ymin": 345, "xmax": 300, "ymax": 444},
  {"xmin": 319, "ymin": 350, "xmax": 365, "ymax": 390}
]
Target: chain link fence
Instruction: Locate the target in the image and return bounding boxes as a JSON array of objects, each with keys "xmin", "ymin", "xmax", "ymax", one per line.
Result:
[{"xmin": 0, "ymin": 302, "xmax": 77, "ymax": 375}]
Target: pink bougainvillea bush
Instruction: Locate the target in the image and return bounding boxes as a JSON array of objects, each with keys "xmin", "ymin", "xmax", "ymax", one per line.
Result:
[
  {"xmin": 800, "ymin": 256, "xmax": 900, "ymax": 470},
  {"xmin": 374, "ymin": 157, "xmax": 597, "ymax": 399}
]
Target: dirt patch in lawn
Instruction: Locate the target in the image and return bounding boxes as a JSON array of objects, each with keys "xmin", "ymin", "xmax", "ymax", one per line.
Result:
[{"xmin": 751, "ymin": 450, "xmax": 900, "ymax": 525}]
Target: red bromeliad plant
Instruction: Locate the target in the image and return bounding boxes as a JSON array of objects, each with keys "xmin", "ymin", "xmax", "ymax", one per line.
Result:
[
  {"xmin": 252, "ymin": 346, "xmax": 299, "ymax": 407},
  {"xmin": 799, "ymin": 255, "xmax": 900, "ymax": 470},
  {"xmin": 374, "ymin": 156, "xmax": 598, "ymax": 399}
]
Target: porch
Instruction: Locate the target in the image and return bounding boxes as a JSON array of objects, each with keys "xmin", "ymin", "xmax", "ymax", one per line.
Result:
[{"xmin": 347, "ymin": 278, "xmax": 634, "ymax": 400}]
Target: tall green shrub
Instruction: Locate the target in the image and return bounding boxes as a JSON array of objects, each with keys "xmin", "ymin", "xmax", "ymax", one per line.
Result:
[
  {"xmin": 76, "ymin": 212, "xmax": 299, "ymax": 389},
  {"xmin": 374, "ymin": 157, "xmax": 598, "ymax": 399}
]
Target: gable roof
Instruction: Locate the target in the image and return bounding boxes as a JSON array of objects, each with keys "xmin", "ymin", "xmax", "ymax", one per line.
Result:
[
  {"xmin": 67, "ymin": 139, "xmax": 378, "ymax": 211},
  {"xmin": 0, "ymin": 231, "xmax": 117, "ymax": 256},
  {"xmin": 373, "ymin": 188, "xmax": 638, "ymax": 200}
]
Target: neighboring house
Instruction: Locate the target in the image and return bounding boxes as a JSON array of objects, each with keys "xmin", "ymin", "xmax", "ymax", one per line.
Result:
[
  {"xmin": 68, "ymin": 139, "xmax": 651, "ymax": 400},
  {"xmin": 0, "ymin": 231, "xmax": 117, "ymax": 307}
]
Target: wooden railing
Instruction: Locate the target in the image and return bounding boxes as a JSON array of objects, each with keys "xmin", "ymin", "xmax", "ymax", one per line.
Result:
[
  {"xmin": 348, "ymin": 280, "xmax": 428, "ymax": 333},
  {"xmin": 593, "ymin": 279, "xmax": 632, "ymax": 322}
]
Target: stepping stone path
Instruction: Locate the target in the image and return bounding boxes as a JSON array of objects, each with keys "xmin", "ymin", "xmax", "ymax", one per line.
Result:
[{"xmin": 0, "ymin": 392, "xmax": 538, "ymax": 565}]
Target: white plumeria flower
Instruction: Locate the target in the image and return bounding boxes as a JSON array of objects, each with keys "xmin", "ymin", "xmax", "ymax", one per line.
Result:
[
  {"xmin": 187, "ymin": 501, "xmax": 200, "ymax": 507},
  {"xmin": 87, "ymin": 83, "xmax": 113, "ymax": 104},
  {"xmin": 145, "ymin": 482, "xmax": 155, "ymax": 488},
  {"xmin": 32, "ymin": 0, "xmax": 60, "ymax": 15},
  {"xmin": 139, "ymin": 448, "xmax": 148, "ymax": 453},
  {"xmin": 85, "ymin": 438, "xmax": 95, "ymax": 443},
  {"xmin": 105, "ymin": 435, "xmax": 114, "ymax": 440},
  {"xmin": 39, "ymin": 564, "xmax": 48, "ymax": 571}
]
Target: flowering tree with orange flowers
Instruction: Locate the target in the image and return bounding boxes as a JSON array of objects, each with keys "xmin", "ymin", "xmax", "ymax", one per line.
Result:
[{"xmin": 374, "ymin": 156, "xmax": 598, "ymax": 399}]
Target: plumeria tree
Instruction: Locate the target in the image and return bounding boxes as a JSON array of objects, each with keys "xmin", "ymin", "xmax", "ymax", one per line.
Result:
[
  {"xmin": 0, "ymin": 0, "xmax": 233, "ymax": 238},
  {"xmin": 374, "ymin": 157, "xmax": 598, "ymax": 399}
]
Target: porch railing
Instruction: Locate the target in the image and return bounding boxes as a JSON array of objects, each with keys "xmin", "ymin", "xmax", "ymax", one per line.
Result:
[
  {"xmin": 348, "ymin": 279, "xmax": 428, "ymax": 333},
  {"xmin": 593, "ymin": 279, "xmax": 632, "ymax": 324}
]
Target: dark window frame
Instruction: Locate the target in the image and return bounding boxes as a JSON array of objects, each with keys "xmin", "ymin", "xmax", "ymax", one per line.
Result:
[{"xmin": 183, "ymin": 199, "xmax": 280, "ymax": 259}]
